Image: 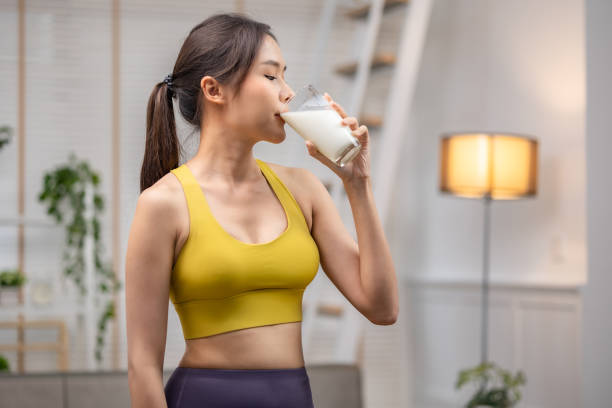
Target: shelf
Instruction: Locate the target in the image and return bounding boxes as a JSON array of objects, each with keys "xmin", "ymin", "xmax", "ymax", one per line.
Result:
[
  {"xmin": 334, "ymin": 52, "xmax": 396, "ymax": 76},
  {"xmin": 0, "ymin": 214, "xmax": 58, "ymax": 228},
  {"xmin": 344, "ymin": 0, "xmax": 410, "ymax": 19},
  {"xmin": 0, "ymin": 316, "xmax": 69, "ymax": 372},
  {"xmin": 0, "ymin": 302, "xmax": 86, "ymax": 320},
  {"xmin": 0, "ymin": 319, "xmax": 66, "ymax": 329},
  {"xmin": 0, "ymin": 342, "xmax": 64, "ymax": 352}
]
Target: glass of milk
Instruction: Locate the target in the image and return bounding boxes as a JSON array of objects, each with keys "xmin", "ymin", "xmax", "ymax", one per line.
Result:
[{"xmin": 280, "ymin": 84, "xmax": 361, "ymax": 167}]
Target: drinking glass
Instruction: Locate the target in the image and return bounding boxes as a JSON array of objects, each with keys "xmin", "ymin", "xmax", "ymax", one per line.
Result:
[{"xmin": 280, "ymin": 84, "xmax": 361, "ymax": 167}]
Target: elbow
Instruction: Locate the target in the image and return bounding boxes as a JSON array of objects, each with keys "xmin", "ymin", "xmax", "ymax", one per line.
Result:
[
  {"xmin": 127, "ymin": 357, "xmax": 163, "ymax": 378},
  {"xmin": 377, "ymin": 312, "xmax": 398, "ymax": 326},
  {"xmin": 369, "ymin": 306, "xmax": 399, "ymax": 326}
]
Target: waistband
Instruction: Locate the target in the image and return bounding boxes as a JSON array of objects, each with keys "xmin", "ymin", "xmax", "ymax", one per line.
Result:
[{"xmin": 172, "ymin": 366, "xmax": 308, "ymax": 377}]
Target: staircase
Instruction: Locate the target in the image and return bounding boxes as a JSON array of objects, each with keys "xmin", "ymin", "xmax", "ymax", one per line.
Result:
[{"xmin": 301, "ymin": 0, "xmax": 434, "ymax": 366}]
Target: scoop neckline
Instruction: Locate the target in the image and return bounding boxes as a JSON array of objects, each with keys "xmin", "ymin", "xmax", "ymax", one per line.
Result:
[{"xmin": 182, "ymin": 159, "xmax": 292, "ymax": 247}]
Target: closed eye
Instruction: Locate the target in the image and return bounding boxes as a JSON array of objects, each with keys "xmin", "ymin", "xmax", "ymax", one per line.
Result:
[{"xmin": 265, "ymin": 75, "xmax": 276, "ymax": 81}]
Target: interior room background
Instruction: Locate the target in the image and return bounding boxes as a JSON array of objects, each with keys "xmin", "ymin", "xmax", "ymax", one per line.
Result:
[{"xmin": 1, "ymin": 0, "xmax": 605, "ymax": 407}]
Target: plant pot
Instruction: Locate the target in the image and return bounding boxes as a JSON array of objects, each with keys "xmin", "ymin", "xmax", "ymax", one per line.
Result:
[
  {"xmin": 0, "ymin": 286, "xmax": 21, "ymax": 305},
  {"xmin": 31, "ymin": 279, "xmax": 53, "ymax": 306}
]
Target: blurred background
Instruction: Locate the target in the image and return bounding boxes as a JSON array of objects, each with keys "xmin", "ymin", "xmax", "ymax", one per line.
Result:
[{"xmin": 0, "ymin": 0, "xmax": 610, "ymax": 407}]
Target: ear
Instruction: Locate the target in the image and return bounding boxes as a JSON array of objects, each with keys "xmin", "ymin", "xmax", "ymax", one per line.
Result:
[{"xmin": 200, "ymin": 75, "xmax": 227, "ymax": 105}]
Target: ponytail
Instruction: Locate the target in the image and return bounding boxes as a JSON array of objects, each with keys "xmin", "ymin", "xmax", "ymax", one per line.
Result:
[{"xmin": 140, "ymin": 80, "xmax": 180, "ymax": 192}]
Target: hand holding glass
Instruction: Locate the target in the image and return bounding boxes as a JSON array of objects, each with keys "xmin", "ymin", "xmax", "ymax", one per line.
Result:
[{"xmin": 280, "ymin": 85, "xmax": 361, "ymax": 167}]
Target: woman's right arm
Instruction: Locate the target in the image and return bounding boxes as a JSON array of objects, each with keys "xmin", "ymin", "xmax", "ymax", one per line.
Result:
[{"xmin": 125, "ymin": 186, "xmax": 177, "ymax": 408}]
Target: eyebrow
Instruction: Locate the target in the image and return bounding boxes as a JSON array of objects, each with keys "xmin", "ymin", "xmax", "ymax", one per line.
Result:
[{"xmin": 260, "ymin": 60, "xmax": 287, "ymax": 72}]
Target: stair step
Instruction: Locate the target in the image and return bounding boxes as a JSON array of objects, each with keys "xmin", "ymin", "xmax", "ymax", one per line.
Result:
[
  {"xmin": 344, "ymin": 0, "xmax": 410, "ymax": 19},
  {"xmin": 304, "ymin": 302, "xmax": 345, "ymax": 317},
  {"xmin": 317, "ymin": 303, "xmax": 344, "ymax": 317},
  {"xmin": 359, "ymin": 114, "xmax": 383, "ymax": 128},
  {"xmin": 334, "ymin": 52, "xmax": 396, "ymax": 76}
]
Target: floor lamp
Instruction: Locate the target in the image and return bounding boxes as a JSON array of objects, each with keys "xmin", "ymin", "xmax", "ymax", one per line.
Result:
[{"xmin": 438, "ymin": 132, "xmax": 538, "ymax": 364}]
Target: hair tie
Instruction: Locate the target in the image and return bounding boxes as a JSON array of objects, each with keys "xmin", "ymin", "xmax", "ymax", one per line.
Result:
[{"xmin": 163, "ymin": 73, "xmax": 175, "ymax": 96}]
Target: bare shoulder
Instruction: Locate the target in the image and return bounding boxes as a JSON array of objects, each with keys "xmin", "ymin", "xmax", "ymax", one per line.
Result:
[
  {"xmin": 135, "ymin": 171, "xmax": 185, "ymax": 236},
  {"xmin": 139, "ymin": 172, "xmax": 183, "ymax": 209},
  {"xmin": 264, "ymin": 162, "xmax": 324, "ymax": 231},
  {"xmin": 264, "ymin": 161, "xmax": 323, "ymax": 197},
  {"xmin": 265, "ymin": 161, "xmax": 301, "ymax": 182}
]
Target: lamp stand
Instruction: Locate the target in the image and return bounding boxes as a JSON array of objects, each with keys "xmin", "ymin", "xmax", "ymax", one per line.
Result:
[{"xmin": 481, "ymin": 194, "xmax": 492, "ymax": 364}]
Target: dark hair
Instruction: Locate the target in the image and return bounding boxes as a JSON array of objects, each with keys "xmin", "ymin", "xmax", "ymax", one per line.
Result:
[{"xmin": 140, "ymin": 12, "xmax": 278, "ymax": 192}]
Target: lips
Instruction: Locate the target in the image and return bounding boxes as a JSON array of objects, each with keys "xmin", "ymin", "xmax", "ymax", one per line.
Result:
[{"xmin": 275, "ymin": 113, "xmax": 285, "ymax": 124}]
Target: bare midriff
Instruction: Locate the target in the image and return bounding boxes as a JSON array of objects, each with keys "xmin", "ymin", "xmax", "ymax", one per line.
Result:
[{"xmin": 177, "ymin": 321, "xmax": 305, "ymax": 369}]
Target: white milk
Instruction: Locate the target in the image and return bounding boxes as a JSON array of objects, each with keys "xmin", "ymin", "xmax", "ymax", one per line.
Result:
[{"xmin": 280, "ymin": 109, "xmax": 361, "ymax": 166}]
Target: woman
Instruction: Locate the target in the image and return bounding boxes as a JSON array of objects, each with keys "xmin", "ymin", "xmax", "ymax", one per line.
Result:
[{"xmin": 125, "ymin": 12, "xmax": 398, "ymax": 408}]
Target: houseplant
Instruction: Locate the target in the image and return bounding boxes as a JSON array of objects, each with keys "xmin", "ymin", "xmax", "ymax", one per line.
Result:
[
  {"xmin": 38, "ymin": 153, "xmax": 122, "ymax": 363},
  {"xmin": 456, "ymin": 361, "xmax": 526, "ymax": 407},
  {"xmin": 0, "ymin": 354, "xmax": 9, "ymax": 372},
  {"xmin": 0, "ymin": 268, "xmax": 27, "ymax": 305},
  {"xmin": 0, "ymin": 125, "xmax": 12, "ymax": 151}
]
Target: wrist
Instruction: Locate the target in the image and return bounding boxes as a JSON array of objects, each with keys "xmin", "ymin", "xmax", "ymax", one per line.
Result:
[{"xmin": 342, "ymin": 175, "xmax": 370, "ymax": 191}]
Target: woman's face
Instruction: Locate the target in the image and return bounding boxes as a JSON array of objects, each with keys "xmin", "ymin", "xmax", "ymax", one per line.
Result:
[{"xmin": 224, "ymin": 35, "xmax": 295, "ymax": 144}]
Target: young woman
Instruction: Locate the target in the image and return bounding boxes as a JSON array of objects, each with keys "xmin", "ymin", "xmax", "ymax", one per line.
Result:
[{"xmin": 125, "ymin": 12, "xmax": 398, "ymax": 408}]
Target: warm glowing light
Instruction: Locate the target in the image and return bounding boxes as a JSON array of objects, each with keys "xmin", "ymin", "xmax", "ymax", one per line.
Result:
[{"xmin": 439, "ymin": 132, "xmax": 538, "ymax": 200}]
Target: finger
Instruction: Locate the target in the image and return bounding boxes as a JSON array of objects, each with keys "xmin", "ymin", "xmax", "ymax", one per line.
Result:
[
  {"xmin": 330, "ymin": 101, "xmax": 347, "ymax": 118},
  {"xmin": 341, "ymin": 117, "xmax": 359, "ymax": 130},
  {"xmin": 351, "ymin": 125, "xmax": 368, "ymax": 136},
  {"xmin": 352, "ymin": 126, "xmax": 369, "ymax": 144},
  {"xmin": 323, "ymin": 92, "xmax": 347, "ymax": 119},
  {"xmin": 305, "ymin": 140, "xmax": 338, "ymax": 168}
]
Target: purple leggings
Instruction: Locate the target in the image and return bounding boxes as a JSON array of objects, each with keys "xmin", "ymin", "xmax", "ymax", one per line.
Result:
[{"xmin": 164, "ymin": 366, "xmax": 315, "ymax": 408}]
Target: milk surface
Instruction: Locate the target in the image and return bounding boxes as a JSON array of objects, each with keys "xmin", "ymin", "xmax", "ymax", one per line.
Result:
[{"xmin": 280, "ymin": 109, "xmax": 358, "ymax": 163}]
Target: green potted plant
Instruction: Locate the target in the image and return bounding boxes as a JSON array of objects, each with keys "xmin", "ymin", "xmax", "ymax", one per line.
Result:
[
  {"xmin": 38, "ymin": 153, "xmax": 122, "ymax": 363},
  {"xmin": 0, "ymin": 125, "xmax": 12, "ymax": 151},
  {"xmin": 0, "ymin": 268, "xmax": 27, "ymax": 305},
  {"xmin": 456, "ymin": 361, "xmax": 526, "ymax": 408},
  {"xmin": 0, "ymin": 354, "xmax": 10, "ymax": 372}
]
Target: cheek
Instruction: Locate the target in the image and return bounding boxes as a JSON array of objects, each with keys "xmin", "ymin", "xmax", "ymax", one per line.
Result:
[
  {"xmin": 229, "ymin": 79, "xmax": 276, "ymax": 127},
  {"xmin": 226, "ymin": 102, "xmax": 268, "ymax": 134}
]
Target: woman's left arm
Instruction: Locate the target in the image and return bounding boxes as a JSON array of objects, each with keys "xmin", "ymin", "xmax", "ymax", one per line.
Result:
[
  {"xmin": 303, "ymin": 92, "xmax": 399, "ymax": 324},
  {"xmin": 344, "ymin": 176, "xmax": 399, "ymax": 324}
]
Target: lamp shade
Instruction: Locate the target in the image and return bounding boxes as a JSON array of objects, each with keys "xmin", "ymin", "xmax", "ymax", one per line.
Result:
[{"xmin": 439, "ymin": 132, "xmax": 538, "ymax": 200}]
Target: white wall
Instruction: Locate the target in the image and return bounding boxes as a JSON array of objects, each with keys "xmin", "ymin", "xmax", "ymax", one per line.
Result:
[
  {"xmin": 406, "ymin": 283, "xmax": 582, "ymax": 408},
  {"xmin": 388, "ymin": 0, "xmax": 586, "ymax": 287},
  {"xmin": 384, "ymin": 0, "xmax": 586, "ymax": 406},
  {"xmin": 583, "ymin": 1, "xmax": 612, "ymax": 407},
  {"xmin": 0, "ymin": 0, "xmax": 115, "ymax": 372}
]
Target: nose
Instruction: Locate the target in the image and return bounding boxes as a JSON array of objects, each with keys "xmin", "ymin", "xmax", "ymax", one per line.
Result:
[{"xmin": 283, "ymin": 85, "xmax": 295, "ymax": 104}]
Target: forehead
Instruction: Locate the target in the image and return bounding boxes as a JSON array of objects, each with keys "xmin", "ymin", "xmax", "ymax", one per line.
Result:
[{"xmin": 256, "ymin": 36, "xmax": 287, "ymax": 72}]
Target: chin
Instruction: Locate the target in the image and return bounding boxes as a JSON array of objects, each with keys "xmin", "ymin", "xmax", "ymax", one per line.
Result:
[
  {"xmin": 268, "ymin": 127, "xmax": 287, "ymax": 143},
  {"xmin": 271, "ymin": 133, "xmax": 286, "ymax": 144}
]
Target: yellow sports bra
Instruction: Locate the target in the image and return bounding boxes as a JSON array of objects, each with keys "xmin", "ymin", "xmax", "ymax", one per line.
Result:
[{"xmin": 169, "ymin": 158, "xmax": 320, "ymax": 339}]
